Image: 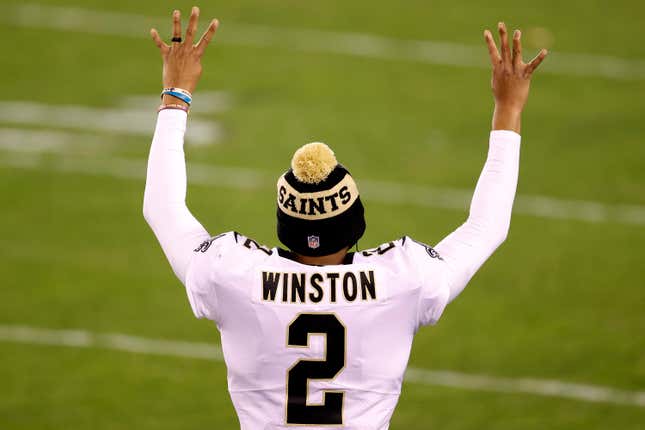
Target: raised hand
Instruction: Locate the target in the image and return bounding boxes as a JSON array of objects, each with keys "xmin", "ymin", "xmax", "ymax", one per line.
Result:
[
  {"xmin": 150, "ymin": 7, "xmax": 219, "ymax": 95},
  {"xmin": 484, "ymin": 22, "xmax": 547, "ymax": 132}
]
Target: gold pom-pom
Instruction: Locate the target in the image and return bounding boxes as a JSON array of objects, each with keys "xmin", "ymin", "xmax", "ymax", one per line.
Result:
[{"xmin": 291, "ymin": 142, "xmax": 338, "ymax": 184}]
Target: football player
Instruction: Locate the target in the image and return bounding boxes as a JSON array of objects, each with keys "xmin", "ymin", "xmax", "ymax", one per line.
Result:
[{"xmin": 145, "ymin": 7, "xmax": 547, "ymax": 429}]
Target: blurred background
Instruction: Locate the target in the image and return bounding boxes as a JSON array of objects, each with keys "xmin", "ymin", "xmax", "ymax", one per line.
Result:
[{"xmin": 1, "ymin": 0, "xmax": 644, "ymax": 428}]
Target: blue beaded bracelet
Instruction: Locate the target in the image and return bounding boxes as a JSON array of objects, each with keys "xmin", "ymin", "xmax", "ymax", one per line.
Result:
[{"xmin": 161, "ymin": 88, "xmax": 192, "ymax": 105}]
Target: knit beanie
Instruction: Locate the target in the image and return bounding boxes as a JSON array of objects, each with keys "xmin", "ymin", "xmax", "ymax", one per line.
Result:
[{"xmin": 276, "ymin": 142, "xmax": 366, "ymax": 256}]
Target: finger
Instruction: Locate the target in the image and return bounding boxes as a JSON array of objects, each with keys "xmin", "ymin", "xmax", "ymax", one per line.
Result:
[
  {"xmin": 512, "ymin": 29, "xmax": 522, "ymax": 68},
  {"xmin": 185, "ymin": 6, "xmax": 200, "ymax": 44},
  {"xmin": 498, "ymin": 22, "xmax": 511, "ymax": 65},
  {"xmin": 195, "ymin": 19, "xmax": 219, "ymax": 55},
  {"xmin": 150, "ymin": 28, "xmax": 170, "ymax": 54},
  {"xmin": 526, "ymin": 49, "xmax": 548, "ymax": 76},
  {"xmin": 172, "ymin": 9, "xmax": 182, "ymax": 44},
  {"xmin": 484, "ymin": 29, "xmax": 501, "ymax": 66}
]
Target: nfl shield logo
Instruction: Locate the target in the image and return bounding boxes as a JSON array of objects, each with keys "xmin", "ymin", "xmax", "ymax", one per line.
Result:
[{"xmin": 307, "ymin": 235, "xmax": 320, "ymax": 249}]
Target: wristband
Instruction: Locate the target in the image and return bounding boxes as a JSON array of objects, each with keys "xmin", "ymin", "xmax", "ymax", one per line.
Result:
[
  {"xmin": 161, "ymin": 87, "xmax": 193, "ymax": 105},
  {"xmin": 158, "ymin": 103, "xmax": 190, "ymax": 113},
  {"xmin": 161, "ymin": 87, "xmax": 192, "ymax": 98}
]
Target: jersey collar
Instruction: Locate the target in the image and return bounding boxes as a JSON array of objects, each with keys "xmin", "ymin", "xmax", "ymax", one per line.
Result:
[{"xmin": 277, "ymin": 248, "xmax": 355, "ymax": 265}]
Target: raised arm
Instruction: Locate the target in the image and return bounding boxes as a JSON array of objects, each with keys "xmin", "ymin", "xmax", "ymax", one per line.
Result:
[
  {"xmin": 143, "ymin": 7, "xmax": 219, "ymax": 283},
  {"xmin": 436, "ymin": 22, "xmax": 547, "ymax": 302}
]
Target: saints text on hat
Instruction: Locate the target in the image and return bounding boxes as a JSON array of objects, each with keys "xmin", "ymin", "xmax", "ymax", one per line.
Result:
[{"xmin": 277, "ymin": 173, "xmax": 359, "ymax": 220}]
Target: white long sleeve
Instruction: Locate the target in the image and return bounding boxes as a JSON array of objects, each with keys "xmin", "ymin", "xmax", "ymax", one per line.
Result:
[
  {"xmin": 435, "ymin": 130, "xmax": 521, "ymax": 302},
  {"xmin": 143, "ymin": 110, "xmax": 210, "ymax": 283},
  {"xmin": 143, "ymin": 112, "xmax": 520, "ymax": 299}
]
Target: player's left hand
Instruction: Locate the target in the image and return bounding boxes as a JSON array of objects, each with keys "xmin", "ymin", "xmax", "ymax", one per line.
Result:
[{"xmin": 150, "ymin": 6, "xmax": 219, "ymax": 94}]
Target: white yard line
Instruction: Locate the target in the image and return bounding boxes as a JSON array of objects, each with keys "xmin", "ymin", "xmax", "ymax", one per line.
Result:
[
  {"xmin": 6, "ymin": 3, "xmax": 645, "ymax": 80},
  {"xmin": 0, "ymin": 101, "xmax": 221, "ymax": 146},
  {"xmin": 1, "ymin": 324, "xmax": 643, "ymax": 408},
  {"xmin": 1, "ymin": 146, "xmax": 644, "ymax": 226},
  {"xmin": 0, "ymin": 325, "xmax": 222, "ymax": 361},
  {"xmin": 0, "ymin": 128, "xmax": 77, "ymax": 152}
]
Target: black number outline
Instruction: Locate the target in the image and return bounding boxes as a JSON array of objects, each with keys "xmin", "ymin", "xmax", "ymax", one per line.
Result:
[
  {"xmin": 361, "ymin": 241, "xmax": 396, "ymax": 257},
  {"xmin": 285, "ymin": 313, "xmax": 346, "ymax": 425}
]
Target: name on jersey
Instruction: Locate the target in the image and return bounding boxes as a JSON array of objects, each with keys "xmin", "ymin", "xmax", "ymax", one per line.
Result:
[{"xmin": 261, "ymin": 271, "xmax": 376, "ymax": 304}]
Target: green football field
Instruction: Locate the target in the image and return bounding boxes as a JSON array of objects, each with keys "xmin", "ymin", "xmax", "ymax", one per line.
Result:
[{"xmin": 1, "ymin": 0, "xmax": 644, "ymax": 428}]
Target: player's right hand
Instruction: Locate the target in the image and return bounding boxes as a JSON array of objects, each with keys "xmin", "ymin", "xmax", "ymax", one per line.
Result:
[
  {"xmin": 484, "ymin": 22, "xmax": 547, "ymax": 114},
  {"xmin": 150, "ymin": 6, "xmax": 219, "ymax": 94}
]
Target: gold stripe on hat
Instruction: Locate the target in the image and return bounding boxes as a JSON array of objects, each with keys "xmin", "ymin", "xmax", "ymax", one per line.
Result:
[{"xmin": 277, "ymin": 173, "xmax": 359, "ymax": 220}]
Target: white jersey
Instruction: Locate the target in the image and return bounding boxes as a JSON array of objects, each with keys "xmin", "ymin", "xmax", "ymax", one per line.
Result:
[
  {"xmin": 185, "ymin": 232, "xmax": 449, "ymax": 429},
  {"xmin": 143, "ymin": 110, "xmax": 521, "ymax": 429}
]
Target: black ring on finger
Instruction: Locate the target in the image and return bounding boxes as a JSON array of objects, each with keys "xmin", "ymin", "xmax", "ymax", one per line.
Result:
[{"xmin": 171, "ymin": 37, "xmax": 182, "ymax": 43}]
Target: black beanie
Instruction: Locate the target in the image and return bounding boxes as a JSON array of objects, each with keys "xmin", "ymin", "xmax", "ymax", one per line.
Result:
[{"xmin": 276, "ymin": 143, "xmax": 366, "ymax": 256}]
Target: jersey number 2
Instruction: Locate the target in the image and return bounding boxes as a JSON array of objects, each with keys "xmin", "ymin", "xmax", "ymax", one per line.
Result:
[{"xmin": 286, "ymin": 313, "xmax": 346, "ymax": 425}]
